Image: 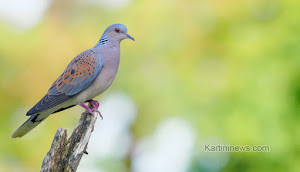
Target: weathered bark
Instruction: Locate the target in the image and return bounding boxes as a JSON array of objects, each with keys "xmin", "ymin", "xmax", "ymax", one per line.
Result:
[{"xmin": 40, "ymin": 109, "xmax": 98, "ymax": 172}]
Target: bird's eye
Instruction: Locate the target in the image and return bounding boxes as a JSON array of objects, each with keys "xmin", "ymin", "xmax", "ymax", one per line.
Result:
[{"xmin": 115, "ymin": 28, "xmax": 120, "ymax": 33}]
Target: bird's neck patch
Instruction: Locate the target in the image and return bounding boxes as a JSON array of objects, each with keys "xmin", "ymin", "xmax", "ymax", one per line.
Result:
[{"xmin": 97, "ymin": 37, "xmax": 109, "ymax": 45}]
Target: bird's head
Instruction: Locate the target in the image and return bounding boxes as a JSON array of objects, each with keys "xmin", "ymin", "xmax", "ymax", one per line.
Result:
[{"xmin": 102, "ymin": 24, "xmax": 135, "ymax": 42}]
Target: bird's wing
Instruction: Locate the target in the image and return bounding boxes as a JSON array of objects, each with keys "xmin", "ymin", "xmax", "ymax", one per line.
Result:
[{"xmin": 26, "ymin": 49, "xmax": 103, "ymax": 116}]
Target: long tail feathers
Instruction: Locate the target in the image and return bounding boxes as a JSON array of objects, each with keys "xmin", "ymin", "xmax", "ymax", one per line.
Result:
[{"xmin": 11, "ymin": 113, "xmax": 50, "ymax": 138}]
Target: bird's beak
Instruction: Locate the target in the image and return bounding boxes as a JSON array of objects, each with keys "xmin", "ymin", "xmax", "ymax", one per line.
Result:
[{"xmin": 126, "ymin": 33, "xmax": 135, "ymax": 41}]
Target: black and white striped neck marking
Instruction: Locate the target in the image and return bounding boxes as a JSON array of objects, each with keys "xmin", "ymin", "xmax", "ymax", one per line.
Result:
[{"xmin": 98, "ymin": 38, "xmax": 109, "ymax": 45}]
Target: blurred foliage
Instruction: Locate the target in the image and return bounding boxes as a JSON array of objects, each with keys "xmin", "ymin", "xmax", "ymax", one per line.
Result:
[{"xmin": 1, "ymin": 0, "xmax": 300, "ymax": 171}]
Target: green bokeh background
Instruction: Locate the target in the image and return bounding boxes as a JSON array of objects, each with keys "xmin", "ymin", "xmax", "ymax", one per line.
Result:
[{"xmin": 1, "ymin": 0, "xmax": 299, "ymax": 171}]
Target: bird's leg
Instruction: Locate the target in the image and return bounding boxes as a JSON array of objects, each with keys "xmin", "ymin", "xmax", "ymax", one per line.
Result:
[
  {"xmin": 87, "ymin": 100, "xmax": 103, "ymax": 119},
  {"xmin": 88, "ymin": 100, "xmax": 99, "ymax": 109},
  {"xmin": 79, "ymin": 103, "xmax": 94, "ymax": 114}
]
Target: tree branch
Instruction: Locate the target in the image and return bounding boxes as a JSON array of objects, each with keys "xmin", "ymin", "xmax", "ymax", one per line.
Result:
[{"xmin": 40, "ymin": 108, "xmax": 98, "ymax": 172}]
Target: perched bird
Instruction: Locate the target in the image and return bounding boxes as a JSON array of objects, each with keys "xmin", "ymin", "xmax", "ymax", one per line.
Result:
[{"xmin": 11, "ymin": 24, "xmax": 135, "ymax": 138}]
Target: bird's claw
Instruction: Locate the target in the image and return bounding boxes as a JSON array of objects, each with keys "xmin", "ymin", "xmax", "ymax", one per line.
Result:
[
  {"xmin": 81, "ymin": 100, "xmax": 103, "ymax": 120},
  {"xmin": 92, "ymin": 109, "xmax": 103, "ymax": 120}
]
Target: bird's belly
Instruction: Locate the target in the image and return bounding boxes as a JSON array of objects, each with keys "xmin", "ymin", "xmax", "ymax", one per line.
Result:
[{"xmin": 72, "ymin": 67, "xmax": 118, "ymax": 103}]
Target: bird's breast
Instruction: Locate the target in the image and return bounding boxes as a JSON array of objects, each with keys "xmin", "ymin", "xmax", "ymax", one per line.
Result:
[
  {"xmin": 73, "ymin": 49, "xmax": 120, "ymax": 103},
  {"xmin": 90, "ymin": 62, "xmax": 119, "ymax": 96}
]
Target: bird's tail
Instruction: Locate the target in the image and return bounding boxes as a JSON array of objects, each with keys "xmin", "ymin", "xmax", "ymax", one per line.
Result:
[{"xmin": 11, "ymin": 113, "xmax": 50, "ymax": 138}]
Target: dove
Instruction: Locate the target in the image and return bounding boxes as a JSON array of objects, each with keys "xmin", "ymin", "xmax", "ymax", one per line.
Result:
[{"xmin": 11, "ymin": 24, "xmax": 135, "ymax": 138}]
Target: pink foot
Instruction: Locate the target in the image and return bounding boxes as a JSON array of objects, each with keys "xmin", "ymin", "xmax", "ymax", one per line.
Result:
[
  {"xmin": 80, "ymin": 100, "xmax": 103, "ymax": 119},
  {"xmin": 79, "ymin": 103, "xmax": 94, "ymax": 114}
]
